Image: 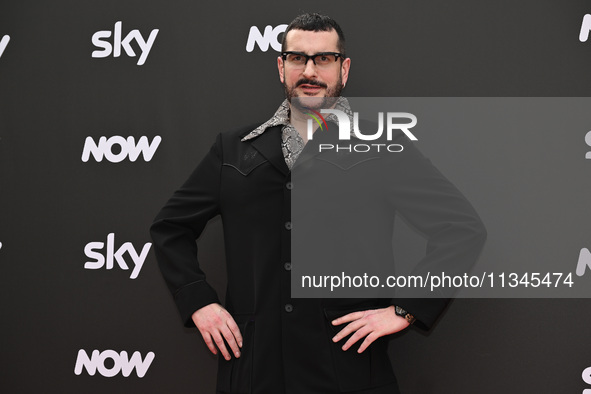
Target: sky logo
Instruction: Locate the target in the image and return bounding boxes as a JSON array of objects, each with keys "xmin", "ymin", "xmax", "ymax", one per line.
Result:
[{"xmin": 92, "ymin": 21, "xmax": 158, "ymax": 65}]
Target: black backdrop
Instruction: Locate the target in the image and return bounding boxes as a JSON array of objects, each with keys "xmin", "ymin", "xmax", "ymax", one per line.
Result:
[{"xmin": 1, "ymin": 1, "xmax": 591, "ymax": 393}]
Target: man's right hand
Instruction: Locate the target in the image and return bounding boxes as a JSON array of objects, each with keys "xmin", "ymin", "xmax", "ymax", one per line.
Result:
[{"xmin": 192, "ymin": 303, "xmax": 243, "ymax": 360}]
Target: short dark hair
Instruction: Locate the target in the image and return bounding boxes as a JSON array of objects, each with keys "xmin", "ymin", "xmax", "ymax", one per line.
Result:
[{"xmin": 281, "ymin": 13, "xmax": 346, "ymax": 55}]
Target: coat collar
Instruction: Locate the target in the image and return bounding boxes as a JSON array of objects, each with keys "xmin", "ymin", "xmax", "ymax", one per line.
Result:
[{"xmin": 241, "ymin": 97, "xmax": 354, "ymax": 142}]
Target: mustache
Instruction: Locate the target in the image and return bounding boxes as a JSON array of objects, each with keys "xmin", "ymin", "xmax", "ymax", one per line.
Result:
[{"xmin": 296, "ymin": 78, "xmax": 327, "ymax": 88}]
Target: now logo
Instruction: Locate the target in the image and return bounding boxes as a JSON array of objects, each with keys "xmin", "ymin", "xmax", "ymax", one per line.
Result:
[
  {"xmin": 81, "ymin": 135, "xmax": 161, "ymax": 163},
  {"xmin": 0, "ymin": 35, "xmax": 9, "ymax": 58},
  {"xmin": 580, "ymin": 14, "xmax": 591, "ymax": 42},
  {"xmin": 246, "ymin": 24, "xmax": 287, "ymax": 52},
  {"xmin": 84, "ymin": 233, "xmax": 151, "ymax": 279},
  {"xmin": 583, "ymin": 366, "xmax": 591, "ymax": 394},
  {"xmin": 577, "ymin": 248, "xmax": 591, "ymax": 277},
  {"xmin": 92, "ymin": 21, "xmax": 158, "ymax": 66},
  {"xmin": 74, "ymin": 349, "xmax": 155, "ymax": 378}
]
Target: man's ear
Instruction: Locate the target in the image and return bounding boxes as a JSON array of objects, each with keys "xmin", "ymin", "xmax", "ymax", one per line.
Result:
[
  {"xmin": 341, "ymin": 57, "xmax": 351, "ymax": 87},
  {"xmin": 277, "ymin": 56, "xmax": 285, "ymax": 83}
]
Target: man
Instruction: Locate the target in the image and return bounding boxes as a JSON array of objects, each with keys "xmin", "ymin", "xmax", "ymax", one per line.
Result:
[{"xmin": 150, "ymin": 13, "xmax": 486, "ymax": 393}]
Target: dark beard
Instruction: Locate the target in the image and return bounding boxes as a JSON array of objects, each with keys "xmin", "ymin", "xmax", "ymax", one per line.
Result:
[{"xmin": 284, "ymin": 76, "xmax": 343, "ymax": 111}]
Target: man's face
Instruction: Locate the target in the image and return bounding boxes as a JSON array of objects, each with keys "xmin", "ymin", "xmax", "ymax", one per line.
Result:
[{"xmin": 278, "ymin": 29, "xmax": 350, "ymax": 110}]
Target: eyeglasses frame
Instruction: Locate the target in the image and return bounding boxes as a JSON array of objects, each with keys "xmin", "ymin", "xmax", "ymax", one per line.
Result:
[{"xmin": 281, "ymin": 51, "xmax": 346, "ymax": 67}]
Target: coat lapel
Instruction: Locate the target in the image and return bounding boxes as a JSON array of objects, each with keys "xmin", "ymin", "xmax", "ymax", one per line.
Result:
[{"xmin": 249, "ymin": 125, "xmax": 289, "ymax": 176}]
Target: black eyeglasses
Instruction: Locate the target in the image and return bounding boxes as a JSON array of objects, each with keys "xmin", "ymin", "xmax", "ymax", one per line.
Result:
[{"xmin": 281, "ymin": 51, "xmax": 345, "ymax": 69}]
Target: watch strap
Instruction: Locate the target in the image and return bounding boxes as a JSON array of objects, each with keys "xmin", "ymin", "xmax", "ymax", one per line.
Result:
[{"xmin": 395, "ymin": 305, "xmax": 416, "ymax": 324}]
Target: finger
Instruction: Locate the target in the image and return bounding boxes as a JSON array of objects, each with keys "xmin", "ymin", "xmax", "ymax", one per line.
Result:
[
  {"xmin": 220, "ymin": 325, "xmax": 241, "ymax": 358},
  {"xmin": 211, "ymin": 331, "xmax": 232, "ymax": 361},
  {"xmin": 200, "ymin": 331, "xmax": 218, "ymax": 355},
  {"xmin": 342, "ymin": 326, "xmax": 371, "ymax": 351},
  {"xmin": 225, "ymin": 317, "xmax": 243, "ymax": 348},
  {"xmin": 332, "ymin": 319, "xmax": 365, "ymax": 343},
  {"xmin": 357, "ymin": 332, "xmax": 378, "ymax": 353},
  {"xmin": 332, "ymin": 311, "xmax": 364, "ymax": 326}
]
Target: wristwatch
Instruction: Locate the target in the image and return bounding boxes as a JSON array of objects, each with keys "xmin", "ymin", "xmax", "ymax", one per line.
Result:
[{"xmin": 394, "ymin": 305, "xmax": 416, "ymax": 324}]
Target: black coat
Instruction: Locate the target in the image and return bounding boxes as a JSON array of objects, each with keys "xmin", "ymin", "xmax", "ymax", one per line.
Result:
[{"xmin": 150, "ymin": 122, "xmax": 486, "ymax": 394}]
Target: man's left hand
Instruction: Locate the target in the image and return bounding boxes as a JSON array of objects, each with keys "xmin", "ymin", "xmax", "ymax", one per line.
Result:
[{"xmin": 331, "ymin": 306, "xmax": 410, "ymax": 353}]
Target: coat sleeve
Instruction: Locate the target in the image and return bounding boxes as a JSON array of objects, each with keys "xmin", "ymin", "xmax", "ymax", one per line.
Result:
[
  {"xmin": 150, "ymin": 134, "xmax": 223, "ymax": 327},
  {"xmin": 384, "ymin": 141, "xmax": 487, "ymax": 330}
]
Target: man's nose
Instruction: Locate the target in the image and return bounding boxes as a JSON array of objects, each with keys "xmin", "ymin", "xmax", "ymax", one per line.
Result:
[{"xmin": 302, "ymin": 58, "xmax": 318, "ymax": 78}]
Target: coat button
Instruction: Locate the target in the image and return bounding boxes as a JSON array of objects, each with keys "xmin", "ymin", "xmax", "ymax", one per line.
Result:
[
  {"xmin": 286, "ymin": 182, "xmax": 293, "ymax": 190},
  {"xmin": 284, "ymin": 304, "xmax": 293, "ymax": 313},
  {"xmin": 284, "ymin": 262, "xmax": 291, "ymax": 271},
  {"xmin": 285, "ymin": 221, "xmax": 292, "ymax": 230}
]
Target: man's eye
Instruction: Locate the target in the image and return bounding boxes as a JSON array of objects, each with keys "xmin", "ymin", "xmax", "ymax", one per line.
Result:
[{"xmin": 292, "ymin": 55, "xmax": 303, "ymax": 61}]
